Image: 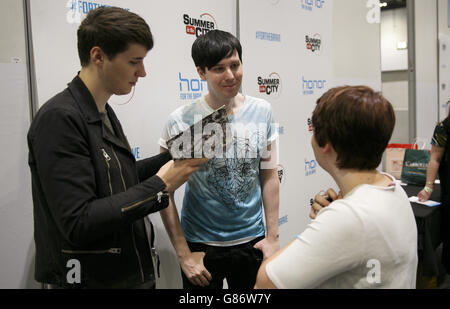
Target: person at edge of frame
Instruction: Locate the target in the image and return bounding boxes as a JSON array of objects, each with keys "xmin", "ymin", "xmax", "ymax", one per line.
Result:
[{"xmin": 418, "ymin": 108, "xmax": 450, "ymax": 278}]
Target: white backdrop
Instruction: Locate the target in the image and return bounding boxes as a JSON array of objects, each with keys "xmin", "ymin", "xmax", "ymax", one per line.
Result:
[
  {"xmin": 239, "ymin": 0, "xmax": 336, "ymax": 247},
  {"xmin": 0, "ymin": 63, "xmax": 36, "ymax": 288},
  {"xmin": 0, "ymin": 0, "xmax": 41, "ymax": 289}
]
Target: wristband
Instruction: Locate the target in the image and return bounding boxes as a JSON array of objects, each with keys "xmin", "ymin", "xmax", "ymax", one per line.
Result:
[{"xmin": 424, "ymin": 186, "xmax": 434, "ymax": 194}]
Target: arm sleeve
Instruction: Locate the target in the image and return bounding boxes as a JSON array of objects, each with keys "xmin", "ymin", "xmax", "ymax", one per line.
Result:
[
  {"xmin": 158, "ymin": 118, "xmax": 175, "ymax": 149},
  {"xmin": 159, "ymin": 110, "xmax": 189, "ymax": 150},
  {"xmin": 267, "ymin": 104, "xmax": 279, "ymax": 145},
  {"xmin": 431, "ymin": 122, "xmax": 447, "ymax": 148},
  {"xmin": 136, "ymin": 151, "xmax": 172, "ymax": 182},
  {"xmin": 260, "ymin": 103, "xmax": 279, "ymax": 169},
  {"xmin": 31, "ymin": 108, "xmax": 168, "ymax": 247},
  {"xmin": 265, "ymin": 204, "xmax": 365, "ymax": 288}
]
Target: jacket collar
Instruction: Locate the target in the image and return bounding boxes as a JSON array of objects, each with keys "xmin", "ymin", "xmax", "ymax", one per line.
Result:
[
  {"xmin": 103, "ymin": 105, "xmax": 132, "ymax": 153},
  {"xmin": 68, "ymin": 74, "xmax": 102, "ymax": 124},
  {"xmin": 68, "ymin": 75, "xmax": 132, "ymax": 153}
]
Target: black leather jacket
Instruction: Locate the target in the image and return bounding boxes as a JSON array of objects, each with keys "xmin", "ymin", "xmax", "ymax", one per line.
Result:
[{"xmin": 28, "ymin": 75, "xmax": 171, "ymax": 288}]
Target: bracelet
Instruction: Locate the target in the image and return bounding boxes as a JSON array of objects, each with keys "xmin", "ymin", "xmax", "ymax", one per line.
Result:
[
  {"xmin": 424, "ymin": 186, "xmax": 434, "ymax": 194},
  {"xmin": 426, "ymin": 181, "xmax": 435, "ymax": 186}
]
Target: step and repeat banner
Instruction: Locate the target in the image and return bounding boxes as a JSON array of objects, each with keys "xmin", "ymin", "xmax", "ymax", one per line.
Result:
[{"xmin": 239, "ymin": 0, "xmax": 336, "ymax": 247}]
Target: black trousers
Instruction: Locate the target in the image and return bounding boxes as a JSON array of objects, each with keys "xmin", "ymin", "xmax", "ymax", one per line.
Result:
[{"xmin": 181, "ymin": 236, "xmax": 264, "ymax": 289}]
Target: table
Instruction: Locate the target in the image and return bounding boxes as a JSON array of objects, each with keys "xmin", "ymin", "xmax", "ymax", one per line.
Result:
[{"xmin": 403, "ymin": 183, "xmax": 442, "ymax": 278}]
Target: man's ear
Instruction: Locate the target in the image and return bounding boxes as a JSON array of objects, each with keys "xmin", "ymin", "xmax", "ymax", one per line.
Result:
[
  {"xmin": 90, "ymin": 47, "xmax": 105, "ymax": 66},
  {"xmin": 322, "ymin": 141, "xmax": 334, "ymax": 154},
  {"xmin": 196, "ymin": 66, "xmax": 206, "ymax": 80}
]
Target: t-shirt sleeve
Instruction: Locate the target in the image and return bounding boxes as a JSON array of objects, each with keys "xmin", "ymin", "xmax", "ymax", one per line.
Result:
[
  {"xmin": 431, "ymin": 122, "xmax": 447, "ymax": 148},
  {"xmin": 266, "ymin": 104, "xmax": 279, "ymax": 144},
  {"xmin": 265, "ymin": 203, "xmax": 365, "ymax": 288},
  {"xmin": 260, "ymin": 102, "xmax": 279, "ymax": 168},
  {"xmin": 159, "ymin": 117, "xmax": 179, "ymax": 150}
]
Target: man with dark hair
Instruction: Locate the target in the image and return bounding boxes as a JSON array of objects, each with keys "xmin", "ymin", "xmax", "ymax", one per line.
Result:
[
  {"xmin": 190, "ymin": 29, "xmax": 242, "ymax": 73},
  {"xmin": 255, "ymin": 86, "xmax": 418, "ymax": 289},
  {"xmin": 28, "ymin": 6, "xmax": 207, "ymax": 289},
  {"xmin": 159, "ymin": 30, "xmax": 280, "ymax": 289},
  {"xmin": 77, "ymin": 7, "xmax": 154, "ymax": 67}
]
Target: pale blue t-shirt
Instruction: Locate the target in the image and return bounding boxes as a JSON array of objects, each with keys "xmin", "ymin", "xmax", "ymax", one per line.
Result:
[{"xmin": 159, "ymin": 96, "xmax": 278, "ymax": 245}]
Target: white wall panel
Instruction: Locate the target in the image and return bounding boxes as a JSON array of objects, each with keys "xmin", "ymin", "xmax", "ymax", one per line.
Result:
[
  {"xmin": 239, "ymin": 0, "xmax": 335, "ymax": 247},
  {"xmin": 415, "ymin": 0, "xmax": 439, "ymax": 141},
  {"xmin": 0, "ymin": 0, "xmax": 38, "ymax": 289}
]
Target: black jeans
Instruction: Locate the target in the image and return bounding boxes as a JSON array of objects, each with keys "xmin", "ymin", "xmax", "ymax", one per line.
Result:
[{"xmin": 181, "ymin": 236, "xmax": 264, "ymax": 289}]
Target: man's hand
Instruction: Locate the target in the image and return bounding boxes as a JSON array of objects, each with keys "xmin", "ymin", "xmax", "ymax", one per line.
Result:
[
  {"xmin": 180, "ymin": 251, "xmax": 212, "ymax": 287},
  {"xmin": 254, "ymin": 237, "xmax": 280, "ymax": 260},
  {"xmin": 156, "ymin": 158, "xmax": 208, "ymax": 192},
  {"xmin": 310, "ymin": 188, "xmax": 342, "ymax": 220}
]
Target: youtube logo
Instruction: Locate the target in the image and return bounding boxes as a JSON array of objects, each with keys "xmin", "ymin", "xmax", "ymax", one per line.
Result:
[{"xmin": 186, "ymin": 26, "xmax": 195, "ymax": 35}]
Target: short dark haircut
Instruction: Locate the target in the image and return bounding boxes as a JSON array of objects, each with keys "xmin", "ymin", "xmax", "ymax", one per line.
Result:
[
  {"xmin": 312, "ymin": 86, "xmax": 396, "ymax": 170},
  {"xmin": 77, "ymin": 7, "xmax": 153, "ymax": 66},
  {"xmin": 191, "ymin": 30, "xmax": 242, "ymax": 71}
]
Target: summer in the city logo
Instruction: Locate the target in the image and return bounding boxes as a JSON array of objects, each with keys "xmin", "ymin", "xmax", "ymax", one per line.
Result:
[
  {"xmin": 183, "ymin": 13, "xmax": 217, "ymax": 37},
  {"xmin": 258, "ymin": 73, "xmax": 282, "ymax": 98}
]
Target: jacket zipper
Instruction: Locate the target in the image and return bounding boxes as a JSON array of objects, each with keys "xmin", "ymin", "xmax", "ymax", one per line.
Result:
[
  {"xmin": 101, "ymin": 149, "xmax": 113, "ymax": 195},
  {"xmin": 102, "ymin": 148, "xmax": 120, "ymax": 254},
  {"xmin": 121, "ymin": 192, "xmax": 168, "ymax": 213},
  {"xmin": 111, "ymin": 147, "xmax": 127, "ymax": 192},
  {"xmin": 111, "ymin": 145, "xmax": 145, "ymax": 283},
  {"xmin": 62, "ymin": 248, "xmax": 121, "ymax": 254}
]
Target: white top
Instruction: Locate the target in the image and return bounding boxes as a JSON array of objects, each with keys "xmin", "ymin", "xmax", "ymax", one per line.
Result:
[{"xmin": 266, "ymin": 174, "xmax": 418, "ymax": 289}]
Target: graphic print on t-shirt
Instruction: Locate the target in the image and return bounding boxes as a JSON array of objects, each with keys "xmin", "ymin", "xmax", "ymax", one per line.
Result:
[{"xmin": 206, "ymin": 131, "xmax": 263, "ymax": 210}]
